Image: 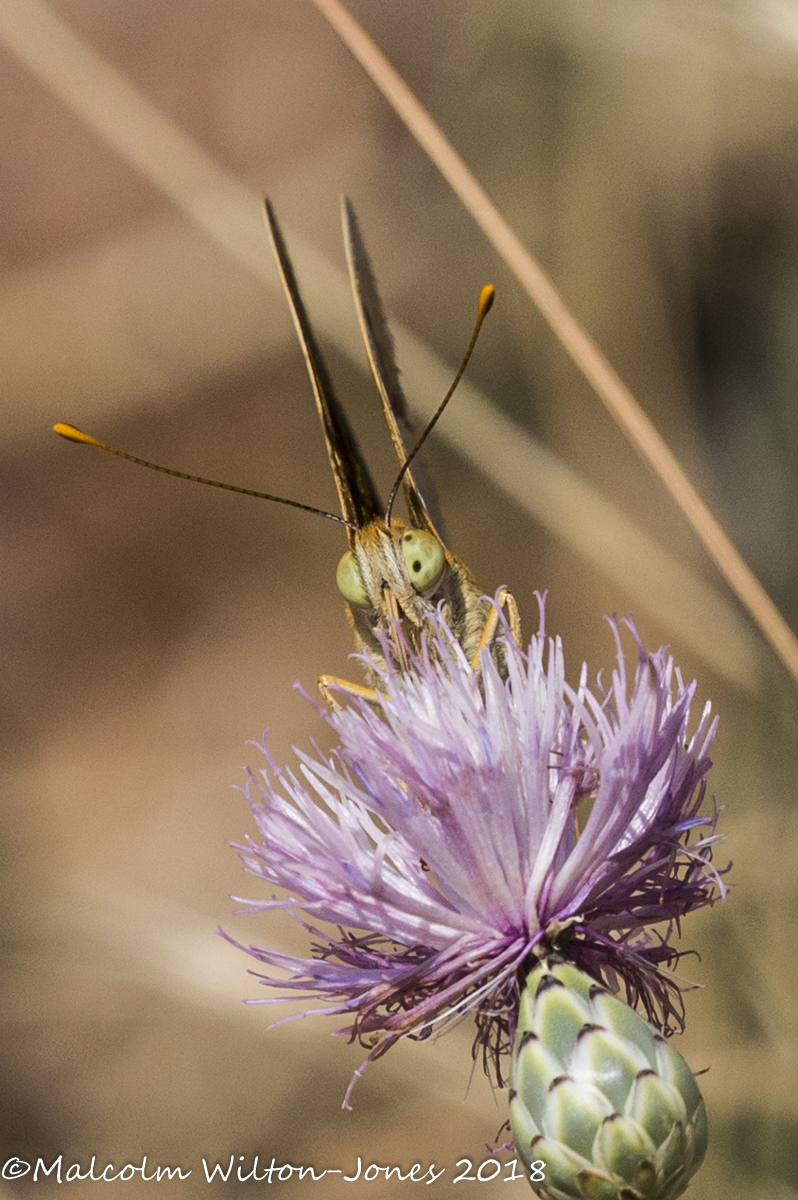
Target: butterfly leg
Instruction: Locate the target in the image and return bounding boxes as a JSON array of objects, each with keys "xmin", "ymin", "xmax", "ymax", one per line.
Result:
[
  {"xmin": 503, "ymin": 589, "xmax": 523, "ymax": 648},
  {"xmin": 470, "ymin": 587, "xmax": 522, "ymax": 670},
  {"xmin": 318, "ymin": 674, "xmax": 383, "ymax": 709}
]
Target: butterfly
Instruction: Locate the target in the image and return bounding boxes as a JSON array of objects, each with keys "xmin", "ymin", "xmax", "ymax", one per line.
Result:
[{"xmin": 55, "ymin": 198, "xmax": 520, "ymax": 700}]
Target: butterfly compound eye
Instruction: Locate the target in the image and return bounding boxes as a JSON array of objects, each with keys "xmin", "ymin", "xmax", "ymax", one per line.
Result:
[
  {"xmin": 336, "ymin": 550, "xmax": 371, "ymax": 608},
  {"xmin": 401, "ymin": 530, "xmax": 446, "ymax": 593}
]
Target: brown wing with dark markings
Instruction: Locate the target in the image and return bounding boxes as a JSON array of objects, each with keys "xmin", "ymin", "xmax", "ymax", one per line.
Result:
[
  {"xmin": 341, "ymin": 197, "xmax": 443, "ymax": 538},
  {"xmin": 264, "ymin": 199, "xmax": 381, "ymax": 539}
]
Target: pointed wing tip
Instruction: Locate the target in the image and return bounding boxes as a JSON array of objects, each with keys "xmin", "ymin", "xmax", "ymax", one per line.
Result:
[
  {"xmin": 341, "ymin": 195, "xmax": 359, "ymax": 245},
  {"xmin": 263, "ymin": 197, "xmax": 278, "ymax": 230}
]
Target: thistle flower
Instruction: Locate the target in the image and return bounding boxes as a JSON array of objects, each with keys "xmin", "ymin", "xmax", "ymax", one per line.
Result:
[{"xmin": 230, "ymin": 600, "xmax": 724, "ymax": 1122}]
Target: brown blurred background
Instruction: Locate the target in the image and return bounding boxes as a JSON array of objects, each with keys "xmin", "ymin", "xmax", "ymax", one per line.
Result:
[{"xmin": 2, "ymin": 1, "xmax": 798, "ymax": 1196}]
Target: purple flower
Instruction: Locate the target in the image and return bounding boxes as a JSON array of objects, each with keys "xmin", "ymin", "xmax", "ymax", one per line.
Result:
[{"xmin": 228, "ymin": 601, "xmax": 725, "ymax": 1106}]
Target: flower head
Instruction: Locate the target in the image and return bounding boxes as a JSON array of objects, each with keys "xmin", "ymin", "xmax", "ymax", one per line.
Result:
[{"xmin": 229, "ymin": 601, "xmax": 724, "ymax": 1105}]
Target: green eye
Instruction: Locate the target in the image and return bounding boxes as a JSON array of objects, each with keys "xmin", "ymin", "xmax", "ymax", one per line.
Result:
[
  {"xmin": 401, "ymin": 530, "xmax": 446, "ymax": 592},
  {"xmin": 336, "ymin": 550, "xmax": 371, "ymax": 608}
]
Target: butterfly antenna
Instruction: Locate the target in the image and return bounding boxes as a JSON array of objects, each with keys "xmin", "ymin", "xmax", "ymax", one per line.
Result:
[
  {"xmin": 53, "ymin": 423, "xmax": 354, "ymax": 527},
  {"xmin": 384, "ymin": 284, "xmax": 495, "ymax": 526}
]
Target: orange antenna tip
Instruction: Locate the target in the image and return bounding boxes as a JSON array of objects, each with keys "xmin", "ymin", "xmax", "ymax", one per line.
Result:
[
  {"xmin": 478, "ymin": 285, "xmax": 495, "ymax": 317},
  {"xmin": 54, "ymin": 423, "xmax": 102, "ymax": 447}
]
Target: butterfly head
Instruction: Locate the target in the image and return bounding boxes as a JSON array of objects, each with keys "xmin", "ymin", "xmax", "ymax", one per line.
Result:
[{"xmin": 336, "ymin": 516, "xmax": 452, "ymax": 635}]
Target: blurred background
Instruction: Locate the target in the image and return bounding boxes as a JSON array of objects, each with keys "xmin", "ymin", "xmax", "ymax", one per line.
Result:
[{"xmin": 2, "ymin": 0, "xmax": 798, "ymax": 1196}]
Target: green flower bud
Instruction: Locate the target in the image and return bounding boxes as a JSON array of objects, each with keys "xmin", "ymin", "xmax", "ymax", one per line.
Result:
[{"xmin": 510, "ymin": 960, "xmax": 707, "ymax": 1199}]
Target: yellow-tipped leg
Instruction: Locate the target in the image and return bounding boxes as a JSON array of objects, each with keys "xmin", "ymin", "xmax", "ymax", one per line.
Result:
[
  {"xmin": 504, "ymin": 590, "xmax": 522, "ymax": 649},
  {"xmin": 470, "ymin": 588, "xmax": 522, "ymax": 670},
  {"xmin": 318, "ymin": 674, "xmax": 384, "ymax": 709}
]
